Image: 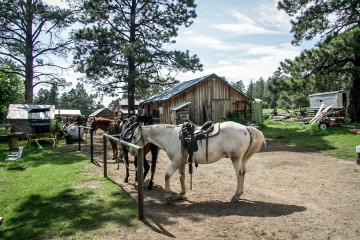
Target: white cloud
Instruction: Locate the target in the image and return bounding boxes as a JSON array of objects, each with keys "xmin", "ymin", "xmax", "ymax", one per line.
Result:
[
  {"xmin": 211, "ymin": 23, "xmax": 279, "ymax": 35},
  {"xmin": 210, "ymin": 10, "xmax": 280, "ymax": 35},
  {"xmin": 256, "ymin": 0, "xmax": 293, "ymax": 32}
]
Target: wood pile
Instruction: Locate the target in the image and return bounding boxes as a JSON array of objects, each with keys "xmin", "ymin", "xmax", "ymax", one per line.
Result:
[{"xmin": 309, "ymin": 104, "xmax": 333, "ymax": 124}]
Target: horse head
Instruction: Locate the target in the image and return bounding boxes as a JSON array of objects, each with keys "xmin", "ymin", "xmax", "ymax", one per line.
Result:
[
  {"xmin": 90, "ymin": 118, "xmax": 98, "ymax": 133},
  {"xmin": 130, "ymin": 122, "xmax": 144, "ymax": 156}
]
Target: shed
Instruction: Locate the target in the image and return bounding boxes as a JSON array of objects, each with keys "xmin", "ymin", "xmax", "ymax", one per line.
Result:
[
  {"xmin": 140, "ymin": 74, "xmax": 251, "ymax": 124},
  {"xmin": 114, "ymin": 99, "xmax": 142, "ymax": 119},
  {"xmin": 89, "ymin": 108, "xmax": 115, "ymax": 119},
  {"xmin": 309, "ymin": 90, "xmax": 349, "ymax": 110},
  {"xmin": 7, "ymin": 104, "xmax": 55, "ymax": 134}
]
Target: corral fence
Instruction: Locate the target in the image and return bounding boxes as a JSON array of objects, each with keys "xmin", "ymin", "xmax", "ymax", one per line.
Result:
[
  {"xmin": 78, "ymin": 126, "xmax": 94, "ymax": 163},
  {"xmin": 103, "ymin": 133, "xmax": 145, "ymax": 220}
]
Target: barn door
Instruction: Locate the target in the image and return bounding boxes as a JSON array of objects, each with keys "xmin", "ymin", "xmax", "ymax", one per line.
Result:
[{"xmin": 211, "ymin": 99, "xmax": 230, "ymax": 123}]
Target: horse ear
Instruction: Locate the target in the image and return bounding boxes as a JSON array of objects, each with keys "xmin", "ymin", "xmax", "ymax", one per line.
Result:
[{"xmin": 138, "ymin": 122, "xmax": 144, "ymax": 129}]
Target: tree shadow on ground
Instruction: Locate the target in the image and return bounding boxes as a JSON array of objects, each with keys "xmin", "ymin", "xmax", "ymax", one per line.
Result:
[{"xmin": 2, "ymin": 188, "xmax": 137, "ymax": 240}]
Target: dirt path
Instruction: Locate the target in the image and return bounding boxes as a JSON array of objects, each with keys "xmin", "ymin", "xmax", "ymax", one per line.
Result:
[{"xmin": 77, "ymin": 131, "xmax": 360, "ymax": 240}]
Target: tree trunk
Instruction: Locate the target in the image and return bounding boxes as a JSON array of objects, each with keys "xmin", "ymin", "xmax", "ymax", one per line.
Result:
[
  {"xmin": 346, "ymin": 75, "xmax": 360, "ymax": 122},
  {"xmin": 24, "ymin": 0, "xmax": 34, "ymax": 104},
  {"xmin": 127, "ymin": 0, "xmax": 137, "ymax": 116}
]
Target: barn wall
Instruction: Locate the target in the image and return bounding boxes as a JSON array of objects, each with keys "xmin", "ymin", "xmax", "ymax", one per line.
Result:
[{"xmin": 145, "ymin": 76, "xmax": 250, "ymax": 125}]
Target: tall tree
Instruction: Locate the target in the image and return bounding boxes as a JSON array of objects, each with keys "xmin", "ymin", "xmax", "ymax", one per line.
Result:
[
  {"xmin": 278, "ymin": 0, "xmax": 360, "ymax": 121},
  {"xmin": 253, "ymin": 77, "xmax": 265, "ymax": 100},
  {"xmin": 0, "ymin": 0, "xmax": 75, "ymax": 104},
  {"xmin": 58, "ymin": 82, "xmax": 102, "ymax": 116},
  {"xmin": 231, "ymin": 80, "xmax": 246, "ymax": 93},
  {"xmin": 264, "ymin": 70, "xmax": 283, "ymax": 109},
  {"xmin": 34, "ymin": 85, "xmax": 59, "ymax": 105},
  {"xmin": 0, "ymin": 66, "xmax": 24, "ymax": 122},
  {"xmin": 246, "ymin": 80, "xmax": 254, "ymax": 99},
  {"xmin": 73, "ymin": 0, "xmax": 203, "ymax": 115}
]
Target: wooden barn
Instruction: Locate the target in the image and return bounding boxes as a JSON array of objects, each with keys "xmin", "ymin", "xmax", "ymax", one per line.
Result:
[
  {"xmin": 114, "ymin": 99, "xmax": 142, "ymax": 119},
  {"xmin": 88, "ymin": 108, "xmax": 115, "ymax": 120},
  {"xmin": 140, "ymin": 74, "xmax": 251, "ymax": 124}
]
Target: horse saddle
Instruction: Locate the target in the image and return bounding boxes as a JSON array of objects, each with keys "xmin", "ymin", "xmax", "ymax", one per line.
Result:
[
  {"xmin": 121, "ymin": 122, "xmax": 139, "ymax": 140},
  {"xmin": 193, "ymin": 121, "xmax": 220, "ymax": 140},
  {"xmin": 179, "ymin": 120, "xmax": 220, "ymax": 153}
]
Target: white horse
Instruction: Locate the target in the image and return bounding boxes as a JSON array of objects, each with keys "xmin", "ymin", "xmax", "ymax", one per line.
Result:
[
  {"xmin": 130, "ymin": 121, "xmax": 266, "ymax": 202},
  {"xmin": 66, "ymin": 124, "xmax": 84, "ymax": 140}
]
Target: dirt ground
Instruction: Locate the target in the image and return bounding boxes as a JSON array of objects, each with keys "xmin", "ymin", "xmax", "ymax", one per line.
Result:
[{"xmin": 76, "ymin": 130, "xmax": 360, "ymax": 240}]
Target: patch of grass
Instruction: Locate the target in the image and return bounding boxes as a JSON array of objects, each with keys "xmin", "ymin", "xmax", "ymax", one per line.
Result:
[
  {"xmin": 0, "ymin": 141, "xmax": 140, "ymax": 240},
  {"xmin": 261, "ymin": 119, "xmax": 360, "ymax": 161}
]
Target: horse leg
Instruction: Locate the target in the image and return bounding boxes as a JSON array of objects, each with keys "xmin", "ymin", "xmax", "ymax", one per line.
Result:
[
  {"xmin": 148, "ymin": 144, "xmax": 159, "ymax": 190},
  {"xmin": 124, "ymin": 147, "xmax": 130, "ymax": 183},
  {"xmin": 134, "ymin": 156, "xmax": 150, "ymax": 182},
  {"xmin": 177, "ymin": 161, "xmax": 186, "ymax": 199},
  {"xmin": 110, "ymin": 140, "xmax": 117, "ymax": 160},
  {"xmin": 231, "ymin": 157, "xmax": 245, "ymax": 202},
  {"xmin": 165, "ymin": 161, "xmax": 179, "ymax": 200}
]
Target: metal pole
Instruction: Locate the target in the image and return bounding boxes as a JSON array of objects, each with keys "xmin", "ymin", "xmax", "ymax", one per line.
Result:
[
  {"xmin": 90, "ymin": 128, "xmax": 94, "ymax": 163},
  {"xmin": 78, "ymin": 126, "xmax": 81, "ymax": 151},
  {"xmin": 137, "ymin": 148, "xmax": 144, "ymax": 220},
  {"xmin": 103, "ymin": 135, "xmax": 107, "ymax": 178}
]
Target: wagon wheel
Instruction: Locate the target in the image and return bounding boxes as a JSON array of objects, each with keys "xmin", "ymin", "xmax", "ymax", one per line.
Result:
[{"xmin": 319, "ymin": 122, "xmax": 330, "ymax": 130}]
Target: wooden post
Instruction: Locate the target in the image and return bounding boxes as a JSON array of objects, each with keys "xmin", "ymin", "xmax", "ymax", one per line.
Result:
[
  {"xmin": 103, "ymin": 135, "xmax": 107, "ymax": 178},
  {"xmin": 137, "ymin": 148, "xmax": 144, "ymax": 220},
  {"xmin": 90, "ymin": 128, "xmax": 94, "ymax": 163},
  {"xmin": 9, "ymin": 135, "xmax": 19, "ymax": 150}
]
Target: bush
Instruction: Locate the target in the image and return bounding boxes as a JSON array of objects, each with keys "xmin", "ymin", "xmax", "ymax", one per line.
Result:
[{"xmin": 225, "ymin": 112, "xmax": 247, "ymax": 125}]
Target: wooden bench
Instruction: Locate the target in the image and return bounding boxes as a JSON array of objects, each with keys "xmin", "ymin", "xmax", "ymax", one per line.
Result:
[{"xmin": 5, "ymin": 146, "xmax": 27, "ymax": 168}]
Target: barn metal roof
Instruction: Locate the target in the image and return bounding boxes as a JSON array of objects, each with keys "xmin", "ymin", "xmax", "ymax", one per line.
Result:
[
  {"xmin": 55, "ymin": 109, "xmax": 82, "ymax": 116},
  {"xmin": 89, "ymin": 108, "xmax": 115, "ymax": 117},
  {"xmin": 141, "ymin": 73, "xmax": 248, "ymax": 104},
  {"xmin": 141, "ymin": 74, "xmax": 214, "ymax": 104},
  {"xmin": 309, "ymin": 90, "xmax": 348, "ymax": 97}
]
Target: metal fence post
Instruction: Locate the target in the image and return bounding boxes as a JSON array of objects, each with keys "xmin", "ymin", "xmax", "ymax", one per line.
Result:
[
  {"xmin": 90, "ymin": 128, "xmax": 94, "ymax": 163},
  {"xmin": 137, "ymin": 148, "xmax": 144, "ymax": 220},
  {"xmin": 103, "ymin": 135, "xmax": 107, "ymax": 178},
  {"xmin": 78, "ymin": 126, "xmax": 81, "ymax": 151}
]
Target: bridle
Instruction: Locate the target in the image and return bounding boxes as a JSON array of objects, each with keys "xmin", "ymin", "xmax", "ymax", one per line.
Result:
[{"xmin": 133, "ymin": 125, "xmax": 145, "ymax": 146}]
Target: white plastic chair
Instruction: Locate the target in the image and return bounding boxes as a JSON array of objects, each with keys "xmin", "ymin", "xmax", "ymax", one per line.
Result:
[{"xmin": 5, "ymin": 146, "xmax": 27, "ymax": 168}]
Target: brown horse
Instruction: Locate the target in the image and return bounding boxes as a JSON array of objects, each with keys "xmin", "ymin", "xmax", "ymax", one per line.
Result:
[
  {"xmin": 90, "ymin": 117, "xmax": 159, "ymax": 189},
  {"xmin": 90, "ymin": 118, "xmax": 119, "ymax": 159}
]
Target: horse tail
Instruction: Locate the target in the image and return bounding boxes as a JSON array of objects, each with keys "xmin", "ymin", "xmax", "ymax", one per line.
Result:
[{"xmin": 243, "ymin": 126, "xmax": 266, "ymax": 163}]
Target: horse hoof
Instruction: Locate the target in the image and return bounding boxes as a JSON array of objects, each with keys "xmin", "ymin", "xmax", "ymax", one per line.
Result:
[
  {"xmin": 148, "ymin": 182, "xmax": 153, "ymax": 190},
  {"xmin": 231, "ymin": 196, "xmax": 239, "ymax": 203},
  {"xmin": 176, "ymin": 194, "xmax": 186, "ymax": 201},
  {"xmin": 124, "ymin": 178, "xmax": 129, "ymax": 183}
]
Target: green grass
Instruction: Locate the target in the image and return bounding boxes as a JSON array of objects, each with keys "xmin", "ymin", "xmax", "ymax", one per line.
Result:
[
  {"xmin": 0, "ymin": 140, "xmax": 139, "ymax": 240},
  {"xmin": 261, "ymin": 119, "xmax": 360, "ymax": 161}
]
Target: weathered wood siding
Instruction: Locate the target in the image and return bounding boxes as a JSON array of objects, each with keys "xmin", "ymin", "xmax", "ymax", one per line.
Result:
[{"xmin": 143, "ymin": 76, "xmax": 250, "ymax": 124}]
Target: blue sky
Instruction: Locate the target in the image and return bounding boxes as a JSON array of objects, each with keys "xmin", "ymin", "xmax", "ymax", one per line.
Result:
[
  {"xmin": 169, "ymin": 0, "xmax": 317, "ymax": 85},
  {"xmin": 45, "ymin": 0, "xmax": 317, "ymax": 106}
]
